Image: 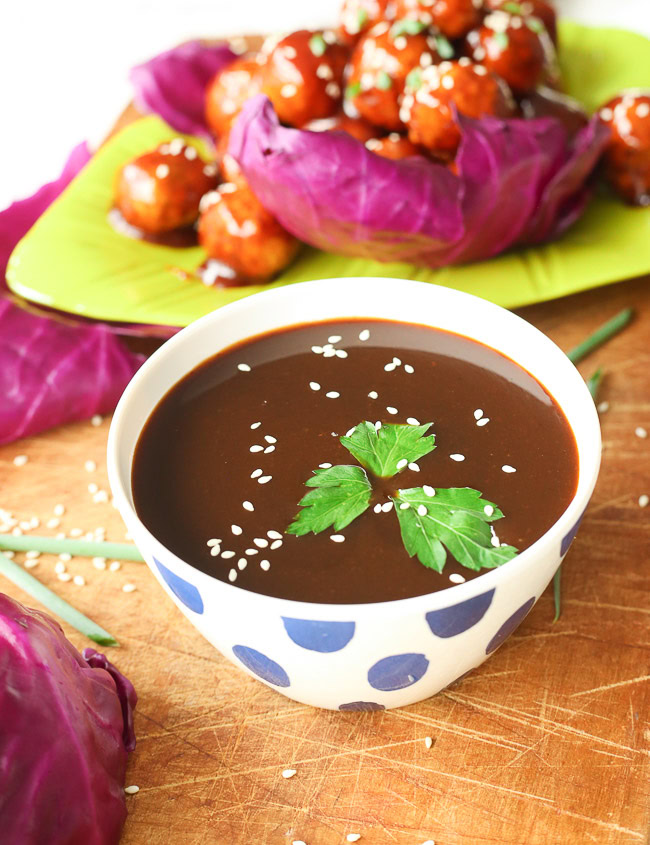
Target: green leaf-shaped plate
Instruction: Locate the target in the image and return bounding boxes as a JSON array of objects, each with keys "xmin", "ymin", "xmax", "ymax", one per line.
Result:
[{"xmin": 7, "ymin": 22, "xmax": 650, "ymax": 327}]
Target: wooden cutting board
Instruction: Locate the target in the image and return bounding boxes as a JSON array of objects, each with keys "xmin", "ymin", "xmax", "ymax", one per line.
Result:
[{"xmin": 2, "ymin": 42, "xmax": 650, "ymax": 842}]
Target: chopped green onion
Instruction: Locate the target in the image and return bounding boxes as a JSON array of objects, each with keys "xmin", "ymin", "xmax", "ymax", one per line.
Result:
[
  {"xmin": 345, "ymin": 81, "xmax": 361, "ymax": 99},
  {"xmin": 525, "ymin": 16, "xmax": 546, "ymax": 33},
  {"xmin": 586, "ymin": 368, "xmax": 604, "ymax": 399},
  {"xmin": 309, "ymin": 33, "xmax": 327, "ymax": 57},
  {"xmin": 493, "ymin": 31, "xmax": 509, "ymax": 50},
  {"xmin": 390, "ymin": 18, "xmax": 427, "ymax": 38},
  {"xmin": 0, "ymin": 549, "xmax": 119, "ymax": 646},
  {"xmin": 356, "ymin": 7, "xmax": 368, "ymax": 29},
  {"xmin": 0, "ymin": 534, "xmax": 144, "ymax": 562},
  {"xmin": 376, "ymin": 70, "xmax": 393, "ymax": 90},
  {"xmin": 406, "ymin": 67, "xmax": 423, "ymax": 91},
  {"xmin": 566, "ymin": 307, "xmax": 633, "ymax": 365},
  {"xmin": 503, "ymin": 1, "xmax": 523, "ymax": 13},
  {"xmin": 435, "ymin": 35, "xmax": 455, "ymax": 59}
]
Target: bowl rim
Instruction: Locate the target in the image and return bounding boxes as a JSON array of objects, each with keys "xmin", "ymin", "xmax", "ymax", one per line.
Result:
[{"xmin": 108, "ymin": 277, "xmax": 602, "ymax": 620}]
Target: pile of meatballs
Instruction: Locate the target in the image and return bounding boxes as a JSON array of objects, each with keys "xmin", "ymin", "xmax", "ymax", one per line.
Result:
[{"xmin": 114, "ymin": 0, "xmax": 650, "ymax": 283}]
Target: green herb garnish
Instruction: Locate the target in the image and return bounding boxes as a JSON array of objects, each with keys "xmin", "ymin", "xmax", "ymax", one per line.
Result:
[
  {"xmin": 566, "ymin": 307, "xmax": 633, "ymax": 365},
  {"xmin": 390, "ymin": 18, "xmax": 427, "ymax": 39},
  {"xmin": 502, "ymin": 1, "xmax": 523, "ymax": 13},
  {"xmin": 309, "ymin": 33, "xmax": 327, "ymax": 57},
  {"xmin": 434, "ymin": 34, "xmax": 455, "ymax": 59},
  {"xmin": 356, "ymin": 7, "xmax": 369, "ymax": 29},
  {"xmin": 345, "ymin": 81, "xmax": 362, "ymax": 99},
  {"xmin": 0, "ymin": 533, "xmax": 144, "ymax": 561},
  {"xmin": 0, "ymin": 549, "xmax": 119, "ymax": 646},
  {"xmin": 586, "ymin": 368, "xmax": 603, "ymax": 399},
  {"xmin": 406, "ymin": 66, "xmax": 423, "ymax": 91},
  {"xmin": 493, "ymin": 31, "xmax": 510, "ymax": 50},
  {"xmin": 376, "ymin": 70, "xmax": 393, "ymax": 90},
  {"xmin": 525, "ymin": 16, "xmax": 546, "ymax": 34},
  {"xmin": 288, "ymin": 421, "xmax": 518, "ymax": 574}
]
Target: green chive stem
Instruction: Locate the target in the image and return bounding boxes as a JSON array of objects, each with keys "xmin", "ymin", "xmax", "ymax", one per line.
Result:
[
  {"xmin": 0, "ymin": 549, "xmax": 119, "ymax": 646},
  {"xmin": 0, "ymin": 534, "xmax": 144, "ymax": 562},
  {"xmin": 586, "ymin": 368, "xmax": 603, "ymax": 399},
  {"xmin": 567, "ymin": 308, "xmax": 633, "ymax": 365}
]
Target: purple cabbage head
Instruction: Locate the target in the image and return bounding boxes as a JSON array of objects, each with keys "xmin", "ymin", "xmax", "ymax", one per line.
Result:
[{"xmin": 0, "ymin": 592, "xmax": 137, "ymax": 845}]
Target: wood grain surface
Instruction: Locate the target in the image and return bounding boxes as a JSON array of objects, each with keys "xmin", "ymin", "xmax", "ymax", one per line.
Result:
[
  {"xmin": 1, "ymin": 272, "xmax": 648, "ymax": 845},
  {"xmin": 2, "ymin": 39, "xmax": 650, "ymax": 840}
]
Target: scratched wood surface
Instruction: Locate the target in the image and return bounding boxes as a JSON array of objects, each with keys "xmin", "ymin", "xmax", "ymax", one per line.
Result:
[{"xmin": 3, "ymin": 36, "xmax": 650, "ymax": 839}]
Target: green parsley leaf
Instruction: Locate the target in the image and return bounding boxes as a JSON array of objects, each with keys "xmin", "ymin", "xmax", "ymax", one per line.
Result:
[
  {"xmin": 376, "ymin": 70, "xmax": 393, "ymax": 91},
  {"xmin": 309, "ymin": 33, "xmax": 327, "ymax": 57},
  {"xmin": 434, "ymin": 34, "xmax": 455, "ymax": 59},
  {"xmin": 340, "ymin": 421, "xmax": 435, "ymax": 478},
  {"xmin": 390, "ymin": 18, "xmax": 427, "ymax": 38},
  {"xmin": 405, "ymin": 66, "xmax": 423, "ymax": 91},
  {"xmin": 345, "ymin": 80, "xmax": 362, "ymax": 99},
  {"xmin": 286, "ymin": 465, "xmax": 372, "ymax": 536},
  {"xmin": 392, "ymin": 487, "xmax": 518, "ymax": 573},
  {"xmin": 493, "ymin": 31, "xmax": 510, "ymax": 50}
]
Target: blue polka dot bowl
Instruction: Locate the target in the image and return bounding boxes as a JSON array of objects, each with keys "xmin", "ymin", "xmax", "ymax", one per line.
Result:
[{"xmin": 108, "ymin": 278, "xmax": 601, "ymax": 710}]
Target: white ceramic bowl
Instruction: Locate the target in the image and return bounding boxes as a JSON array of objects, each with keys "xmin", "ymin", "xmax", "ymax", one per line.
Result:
[{"xmin": 108, "ymin": 278, "xmax": 601, "ymax": 711}]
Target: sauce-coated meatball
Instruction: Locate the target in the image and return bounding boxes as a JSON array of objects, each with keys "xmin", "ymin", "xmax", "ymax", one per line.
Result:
[
  {"xmin": 115, "ymin": 141, "xmax": 218, "ymax": 234},
  {"xmin": 261, "ymin": 30, "xmax": 348, "ymax": 127},
  {"xmin": 599, "ymin": 91, "xmax": 650, "ymax": 206},
  {"xmin": 365, "ymin": 133, "xmax": 423, "ymax": 158},
  {"xmin": 204, "ymin": 55, "xmax": 264, "ymax": 137},
  {"xmin": 394, "ymin": 0, "xmax": 484, "ymax": 39},
  {"xmin": 338, "ymin": 0, "xmax": 395, "ymax": 46},
  {"xmin": 305, "ymin": 112, "xmax": 378, "ymax": 142},
  {"xmin": 485, "ymin": 0, "xmax": 557, "ymax": 44},
  {"xmin": 402, "ymin": 58, "xmax": 514, "ymax": 157},
  {"xmin": 346, "ymin": 20, "xmax": 447, "ymax": 131},
  {"xmin": 465, "ymin": 10, "xmax": 556, "ymax": 94},
  {"xmin": 197, "ymin": 185, "xmax": 300, "ymax": 280}
]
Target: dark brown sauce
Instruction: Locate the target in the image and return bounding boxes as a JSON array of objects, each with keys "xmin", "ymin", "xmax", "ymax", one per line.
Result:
[
  {"xmin": 107, "ymin": 207, "xmax": 198, "ymax": 248},
  {"xmin": 132, "ymin": 319, "xmax": 579, "ymax": 604}
]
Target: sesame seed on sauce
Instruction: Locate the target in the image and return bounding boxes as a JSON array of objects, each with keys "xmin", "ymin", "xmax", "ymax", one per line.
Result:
[
  {"xmin": 502, "ymin": 465, "xmax": 517, "ymax": 473},
  {"xmin": 243, "ymin": 501, "xmax": 255, "ymax": 511},
  {"xmin": 477, "ymin": 418, "xmax": 490, "ymax": 427},
  {"xmin": 423, "ymin": 485, "xmax": 435, "ymax": 497},
  {"xmin": 381, "ymin": 502, "xmax": 394, "ymax": 513},
  {"xmin": 408, "ymin": 462, "xmax": 420, "ymax": 472},
  {"xmin": 373, "ymin": 503, "xmax": 382, "ymax": 513},
  {"xmin": 231, "ymin": 524, "xmax": 243, "ymax": 535},
  {"xmin": 449, "ymin": 573, "xmax": 466, "ymax": 584},
  {"xmin": 251, "ymin": 469, "xmax": 263, "ymax": 478},
  {"xmin": 250, "ymin": 445, "xmax": 264, "ymax": 452},
  {"xmin": 417, "ymin": 505, "xmax": 428, "ymax": 516},
  {"xmin": 319, "ymin": 462, "xmax": 333, "ymax": 469},
  {"xmin": 254, "ymin": 537, "xmax": 269, "ymax": 548},
  {"xmin": 310, "ymin": 381, "xmax": 321, "ymax": 391},
  {"xmin": 397, "ymin": 458, "xmax": 408, "ymax": 469},
  {"xmin": 359, "ymin": 329, "xmax": 371, "ymax": 341},
  {"xmin": 330, "ymin": 534, "xmax": 345, "ymax": 542},
  {"xmin": 404, "ymin": 364, "xmax": 414, "ymax": 374},
  {"xmin": 238, "ymin": 363, "xmax": 251, "ymax": 372},
  {"xmin": 406, "ymin": 417, "xmax": 420, "ymax": 426},
  {"xmin": 184, "ymin": 147, "xmax": 198, "ymax": 160},
  {"xmin": 312, "ymin": 345, "xmax": 323, "ymax": 354},
  {"xmin": 245, "ymin": 548, "xmax": 258, "ymax": 555},
  {"xmin": 326, "ymin": 82, "xmax": 340, "ymax": 98},
  {"xmin": 207, "ymin": 538, "xmax": 221, "ymax": 548},
  {"xmin": 221, "ymin": 550, "xmax": 235, "ymax": 559},
  {"xmin": 326, "ymin": 391, "xmax": 340, "ymax": 398},
  {"xmin": 374, "ymin": 421, "xmax": 382, "ymax": 430},
  {"xmin": 228, "ymin": 569, "xmax": 237, "ymax": 582},
  {"xmin": 368, "ymin": 391, "xmax": 378, "ymax": 399},
  {"xmin": 270, "ymin": 539, "xmax": 283, "ymax": 550},
  {"xmin": 264, "ymin": 435, "xmax": 277, "ymax": 444},
  {"xmin": 268, "ymin": 530, "xmax": 282, "ymax": 539},
  {"xmin": 155, "ymin": 164, "xmax": 169, "ymax": 179},
  {"xmin": 345, "ymin": 427, "xmax": 356, "ymax": 436},
  {"xmin": 260, "ymin": 559, "xmax": 270, "ymax": 570},
  {"xmin": 386, "ymin": 406, "xmax": 398, "ymax": 415},
  {"xmin": 474, "ymin": 409, "xmax": 483, "ymax": 420},
  {"xmin": 450, "ymin": 454, "xmax": 465, "ymax": 462},
  {"xmin": 336, "ymin": 349, "xmax": 348, "ymax": 358},
  {"xmin": 237, "ymin": 558, "xmax": 247, "ymax": 570},
  {"xmin": 317, "ymin": 63, "xmax": 333, "ymax": 79},
  {"xmin": 258, "ymin": 475, "xmax": 272, "ymax": 484},
  {"xmin": 384, "ymin": 362, "xmax": 396, "ymax": 372},
  {"xmin": 281, "ymin": 83, "xmax": 298, "ymax": 98},
  {"xmin": 264, "ymin": 445, "xmax": 276, "ymax": 454}
]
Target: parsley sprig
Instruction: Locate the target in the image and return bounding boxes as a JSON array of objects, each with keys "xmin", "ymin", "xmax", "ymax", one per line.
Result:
[{"xmin": 287, "ymin": 421, "xmax": 518, "ymax": 574}]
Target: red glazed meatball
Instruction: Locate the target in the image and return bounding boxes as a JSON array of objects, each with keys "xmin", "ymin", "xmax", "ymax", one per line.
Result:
[
  {"xmin": 365, "ymin": 132, "xmax": 423, "ymax": 158},
  {"xmin": 338, "ymin": 0, "xmax": 396, "ymax": 46},
  {"xmin": 115, "ymin": 141, "xmax": 218, "ymax": 234},
  {"xmin": 402, "ymin": 58, "xmax": 514, "ymax": 158},
  {"xmin": 465, "ymin": 9, "xmax": 556, "ymax": 94},
  {"xmin": 599, "ymin": 91, "xmax": 650, "ymax": 207},
  {"xmin": 261, "ymin": 30, "xmax": 348, "ymax": 127},
  {"xmin": 346, "ymin": 20, "xmax": 446, "ymax": 131},
  {"xmin": 485, "ymin": 0, "xmax": 557, "ymax": 44},
  {"xmin": 197, "ymin": 185, "xmax": 300, "ymax": 280},
  {"xmin": 204, "ymin": 55, "xmax": 265, "ymax": 137},
  {"xmin": 305, "ymin": 112, "xmax": 378, "ymax": 142},
  {"xmin": 394, "ymin": 0, "xmax": 484, "ymax": 39}
]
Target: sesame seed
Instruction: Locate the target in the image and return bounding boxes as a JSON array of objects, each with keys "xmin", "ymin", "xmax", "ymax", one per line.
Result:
[
  {"xmin": 311, "ymin": 345, "xmax": 324, "ymax": 354},
  {"xmin": 24, "ymin": 559, "xmax": 38, "ymax": 569},
  {"xmin": 406, "ymin": 417, "xmax": 420, "ymax": 426},
  {"xmin": 155, "ymin": 163, "xmax": 169, "ymax": 179},
  {"xmin": 346, "ymin": 427, "xmax": 356, "ymax": 437},
  {"xmin": 254, "ymin": 537, "xmax": 269, "ymax": 548},
  {"xmin": 58, "ymin": 552, "xmax": 72, "ymax": 562},
  {"xmin": 268, "ymin": 530, "xmax": 282, "ymax": 540},
  {"xmin": 384, "ymin": 362, "xmax": 396, "ymax": 372},
  {"xmin": 261, "ymin": 436, "xmax": 276, "ymax": 446},
  {"xmin": 326, "ymin": 391, "xmax": 340, "ymax": 398},
  {"xmin": 450, "ymin": 454, "xmax": 465, "ymax": 462},
  {"xmin": 484, "ymin": 505, "xmax": 494, "ymax": 516},
  {"xmin": 423, "ymin": 485, "xmax": 435, "ymax": 497},
  {"xmin": 474, "ymin": 409, "xmax": 483, "ymax": 420},
  {"xmin": 88, "ymin": 482, "xmax": 99, "ymax": 494},
  {"xmin": 502, "ymin": 465, "xmax": 516, "ymax": 473},
  {"xmin": 251, "ymin": 469, "xmax": 263, "ymax": 478},
  {"xmin": 92, "ymin": 490, "xmax": 109, "ymax": 503},
  {"xmin": 368, "ymin": 391, "xmax": 378, "ymax": 399},
  {"xmin": 3, "ymin": 551, "xmax": 14, "ymax": 558},
  {"xmin": 397, "ymin": 458, "xmax": 408, "ymax": 469},
  {"xmin": 417, "ymin": 505, "xmax": 428, "ymax": 517},
  {"xmin": 250, "ymin": 421, "xmax": 262, "ymax": 429},
  {"xmin": 399, "ymin": 502, "xmax": 410, "ymax": 510},
  {"xmin": 11, "ymin": 528, "xmax": 22, "ymax": 536},
  {"xmin": 281, "ymin": 83, "xmax": 298, "ymax": 98},
  {"xmin": 599, "ymin": 107, "xmax": 613, "ymax": 121},
  {"xmin": 13, "ymin": 455, "xmax": 28, "ymax": 467},
  {"xmin": 245, "ymin": 548, "xmax": 258, "ymax": 555},
  {"xmin": 317, "ymin": 63, "xmax": 333, "ymax": 79},
  {"xmin": 386, "ymin": 406, "xmax": 398, "ymax": 415},
  {"xmin": 474, "ymin": 64, "xmax": 487, "ymax": 76},
  {"xmin": 347, "ymin": 834, "xmax": 361, "ymax": 842},
  {"xmin": 330, "ymin": 534, "xmax": 345, "ymax": 542},
  {"xmin": 25, "ymin": 550, "xmax": 40, "ymax": 560},
  {"xmin": 260, "ymin": 559, "xmax": 271, "ymax": 570},
  {"xmin": 359, "ymin": 329, "xmax": 370, "ymax": 341},
  {"xmin": 597, "ymin": 401, "xmax": 609, "ymax": 413},
  {"xmin": 184, "ymin": 146, "xmax": 197, "ymax": 160},
  {"xmin": 323, "ymin": 347, "xmax": 336, "ymax": 358},
  {"xmin": 231, "ymin": 524, "xmax": 243, "ymax": 535},
  {"xmin": 109, "ymin": 561, "xmax": 121, "ymax": 571},
  {"xmin": 310, "ymin": 381, "xmax": 321, "ymax": 391},
  {"xmin": 477, "ymin": 418, "xmax": 490, "ymax": 427},
  {"xmin": 449, "ymin": 573, "xmax": 466, "ymax": 584},
  {"xmin": 124, "ymin": 785, "xmax": 140, "ymax": 795},
  {"xmin": 207, "ymin": 538, "xmax": 221, "ymax": 547},
  {"xmin": 424, "ymin": 736, "xmax": 433, "ymax": 749},
  {"xmin": 238, "ymin": 363, "xmax": 251, "ymax": 372},
  {"xmin": 46, "ymin": 517, "xmax": 60, "ymax": 529},
  {"xmin": 91, "ymin": 415, "xmax": 103, "ymax": 426},
  {"xmin": 250, "ymin": 445, "xmax": 264, "ymax": 452},
  {"xmin": 335, "ymin": 349, "xmax": 348, "ymax": 358},
  {"xmin": 408, "ymin": 462, "xmax": 420, "ymax": 472},
  {"xmin": 292, "ymin": 841, "xmax": 307, "ymax": 845},
  {"xmin": 375, "ymin": 421, "xmax": 382, "ymax": 430},
  {"xmin": 122, "ymin": 583, "xmax": 136, "ymax": 593},
  {"xmin": 636, "ymin": 103, "xmax": 650, "ymax": 118},
  {"xmin": 270, "ymin": 539, "xmax": 283, "ymax": 550},
  {"xmin": 237, "ymin": 558, "xmax": 247, "ymax": 570},
  {"xmin": 282, "ymin": 768, "xmax": 297, "ymax": 778},
  {"xmin": 319, "ymin": 462, "xmax": 333, "ymax": 468},
  {"xmin": 221, "ymin": 550, "xmax": 236, "ymax": 559},
  {"xmin": 381, "ymin": 501, "xmax": 394, "ymax": 513},
  {"xmin": 373, "ymin": 503, "xmax": 382, "ymax": 513},
  {"xmin": 210, "ymin": 547, "xmax": 220, "ymax": 557},
  {"xmin": 228, "ymin": 569, "xmax": 237, "ymax": 582},
  {"xmin": 73, "ymin": 575, "xmax": 86, "ymax": 586},
  {"xmin": 328, "ymin": 335, "xmax": 342, "ymax": 344},
  {"xmin": 635, "ymin": 426, "xmax": 647, "ymax": 439},
  {"xmin": 264, "ymin": 445, "xmax": 276, "ymax": 454},
  {"xmin": 258, "ymin": 475, "xmax": 272, "ymax": 484},
  {"xmin": 404, "ymin": 364, "xmax": 414, "ymax": 374},
  {"xmin": 54, "ymin": 561, "xmax": 66, "ymax": 573},
  {"xmin": 93, "ymin": 558, "xmax": 107, "ymax": 570},
  {"xmin": 57, "ymin": 572, "xmax": 72, "ymax": 582},
  {"xmin": 638, "ymin": 494, "xmax": 649, "ymax": 508}
]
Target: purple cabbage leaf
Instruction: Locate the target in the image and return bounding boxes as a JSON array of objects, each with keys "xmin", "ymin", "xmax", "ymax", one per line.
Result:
[{"xmin": 0, "ymin": 592, "xmax": 137, "ymax": 845}]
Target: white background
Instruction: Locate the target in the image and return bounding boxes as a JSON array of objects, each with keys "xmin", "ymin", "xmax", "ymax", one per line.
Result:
[{"xmin": 1, "ymin": 0, "xmax": 649, "ymax": 210}]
